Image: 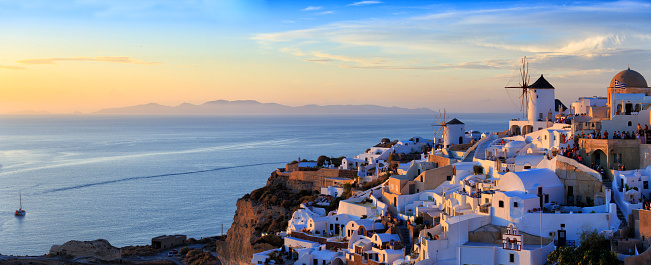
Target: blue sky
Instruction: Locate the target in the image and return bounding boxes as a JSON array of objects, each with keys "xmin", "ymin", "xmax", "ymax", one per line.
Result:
[{"xmin": 1, "ymin": 0, "xmax": 650, "ymax": 113}]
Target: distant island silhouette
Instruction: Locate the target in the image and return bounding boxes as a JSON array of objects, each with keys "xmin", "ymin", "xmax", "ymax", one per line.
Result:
[{"xmin": 94, "ymin": 100, "xmax": 434, "ymax": 115}]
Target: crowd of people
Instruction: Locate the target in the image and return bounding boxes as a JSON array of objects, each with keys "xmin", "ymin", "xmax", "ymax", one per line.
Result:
[
  {"xmin": 575, "ymin": 125, "xmax": 649, "ymax": 144},
  {"xmin": 555, "ymin": 116, "xmax": 573, "ymax": 124},
  {"xmin": 559, "ymin": 144, "xmax": 583, "ymax": 163}
]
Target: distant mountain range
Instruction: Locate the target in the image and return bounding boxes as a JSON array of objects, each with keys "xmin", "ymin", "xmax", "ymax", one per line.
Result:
[{"xmin": 95, "ymin": 100, "xmax": 434, "ymax": 115}]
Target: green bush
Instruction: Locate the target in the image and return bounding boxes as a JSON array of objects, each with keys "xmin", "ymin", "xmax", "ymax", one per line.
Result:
[
  {"xmin": 186, "ymin": 249, "xmax": 203, "ymax": 259},
  {"xmin": 257, "ymin": 235, "xmax": 284, "ymax": 247},
  {"xmin": 547, "ymin": 228, "xmax": 617, "ymax": 265},
  {"xmin": 473, "ymin": 165, "xmax": 484, "ymax": 175},
  {"xmin": 179, "ymin": 247, "xmax": 191, "ymax": 255}
]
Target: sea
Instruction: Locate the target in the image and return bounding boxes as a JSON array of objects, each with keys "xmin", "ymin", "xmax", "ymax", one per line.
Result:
[{"xmin": 0, "ymin": 113, "xmax": 516, "ymax": 255}]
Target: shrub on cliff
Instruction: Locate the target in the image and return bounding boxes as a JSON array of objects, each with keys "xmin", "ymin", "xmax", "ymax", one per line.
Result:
[
  {"xmin": 250, "ymin": 187, "xmax": 265, "ymax": 201},
  {"xmin": 184, "ymin": 250, "xmax": 219, "ymax": 265},
  {"xmin": 120, "ymin": 245, "xmax": 160, "ymax": 257},
  {"xmin": 186, "ymin": 249, "xmax": 203, "ymax": 259},
  {"xmin": 179, "ymin": 247, "xmax": 191, "ymax": 255},
  {"xmin": 255, "ymin": 235, "xmax": 283, "ymax": 247},
  {"xmin": 266, "ymin": 215, "xmax": 287, "ymax": 233}
]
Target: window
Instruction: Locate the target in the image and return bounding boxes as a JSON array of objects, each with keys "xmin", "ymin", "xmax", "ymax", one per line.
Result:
[
  {"xmin": 509, "ymin": 253, "xmax": 515, "ymax": 263},
  {"xmin": 499, "ymin": 201, "xmax": 504, "ymax": 208},
  {"xmin": 486, "ymin": 198, "xmax": 490, "ymax": 204},
  {"xmin": 544, "ymin": 135, "xmax": 547, "ymax": 140},
  {"xmin": 513, "ymin": 202, "xmax": 518, "ymax": 208},
  {"xmin": 568, "ymin": 186, "xmax": 574, "ymax": 196},
  {"xmin": 645, "ymin": 181, "xmax": 649, "ymax": 190},
  {"xmin": 628, "ymin": 121, "xmax": 633, "ymax": 126},
  {"xmin": 447, "ymin": 176, "xmax": 452, "ymax": 181},
  {"xmin": 545, "ymin": 194, "xmax": 549, "ymax": 203}
]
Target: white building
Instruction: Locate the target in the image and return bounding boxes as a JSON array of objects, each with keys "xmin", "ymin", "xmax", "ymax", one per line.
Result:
[
  {"xmin": 443, "ymin": 118, "xmax": 466, "ymax": 148},
  {"xmin": 458, "ymin": 223, "xmax": 555, "ymax": 265},
  {"xmin": 571, "ymin": 96, "xmax": 607, "ymax": 116},
  {"xmin": 508, "ymin": 75, "xmax": 559, "ymax": 136}
]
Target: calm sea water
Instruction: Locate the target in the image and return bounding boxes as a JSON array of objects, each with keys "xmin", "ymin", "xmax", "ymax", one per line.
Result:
[{"xmin": 0, "ymin": 113, "xmax": 515, "ymax": 255}]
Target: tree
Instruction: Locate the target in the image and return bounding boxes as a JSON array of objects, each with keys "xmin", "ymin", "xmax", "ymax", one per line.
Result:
[
  {"xmin": 386, "ymin": 154, "xmax": 397, "ymax": 173},
  {"xmin": 473, "ymin": 165, "xmax": 484, "ymax": 175},
  {"xmin": 317, "ymin": 155, "xmax": 330, "ymax": 167},
  {"xmin": 547, "ymin": 228, "xmax": 617, "ymax": 265}
]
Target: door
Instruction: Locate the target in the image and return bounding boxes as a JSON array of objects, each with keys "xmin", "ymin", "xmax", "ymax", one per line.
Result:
[{"xmin": 558, "ymin": 230, "xmax": 566, "ymax": 246}]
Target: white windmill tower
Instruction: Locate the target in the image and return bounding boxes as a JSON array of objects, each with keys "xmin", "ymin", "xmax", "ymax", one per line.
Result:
[
  {"xmin": 505, "ymin": 56, "xmax": 556, "ymax": 124},
  {"xmin": 432, "ymin": 109, "xmax": 465, "ymax": 148}
]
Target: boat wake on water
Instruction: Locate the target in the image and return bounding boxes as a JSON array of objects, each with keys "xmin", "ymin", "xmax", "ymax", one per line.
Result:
[{"xmin": 40, "ymin": 162, "xmax": 286, "ymax": 195}]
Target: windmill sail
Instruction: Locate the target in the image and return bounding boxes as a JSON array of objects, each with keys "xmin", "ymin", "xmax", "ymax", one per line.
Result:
[{"xmin": 505, "ymin": 57, "xmax": 531, "ymax": 119}]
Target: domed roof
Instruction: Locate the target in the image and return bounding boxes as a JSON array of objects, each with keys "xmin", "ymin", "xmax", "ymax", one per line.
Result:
[
  {"xmin": 504, "ymin": 140, "xmax": 526, "ymax": 149},
  {"xmin": 609, "ymin": 68, "xmax": 648, "ymax": 88}
]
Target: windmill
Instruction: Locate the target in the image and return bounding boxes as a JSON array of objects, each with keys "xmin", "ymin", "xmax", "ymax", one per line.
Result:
[
  {"xmin": 505, "ymin": 56, "xmax": 532, "ymax": 119},
  {"xmin": 432, "ymin": 109, "xmax": 449, "ymax": 146}
]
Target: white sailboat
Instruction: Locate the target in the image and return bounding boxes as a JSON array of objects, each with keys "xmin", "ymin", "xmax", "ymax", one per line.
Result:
[{"xmin": 15, "ymin": 192, "xmax": 25, "ymax": 216}]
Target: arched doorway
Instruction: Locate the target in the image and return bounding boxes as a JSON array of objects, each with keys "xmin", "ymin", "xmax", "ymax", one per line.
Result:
[
  {"xmin": 523, "ymin": 125, "xmax": 534, "ymax": 135},
  {"xmin": 332, "ymin": 257, "xmax": 345, "ymax": 265},
  {"xmin": 510, "ymin": 125, "xmax": 521, "ymax": 135},
  {"xmin": 591, "ymin": 149, "xmax": 607, "ymax": 168},
  {"xmin": 358, "ymin": 226, "xmax": 367, "ymax": 237},
  {"xmin": 459, "ymin": 136, "xmax": 463, "ymax": 144}
]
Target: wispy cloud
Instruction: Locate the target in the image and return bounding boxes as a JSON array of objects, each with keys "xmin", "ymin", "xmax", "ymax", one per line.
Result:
[
  {"xmin": 348, "ymin": 1, "xmax": 382, "ymax": 7},
  {"xmin": 339, "ymin": 60, "xmax": 509, "ymax": 70},
  {"xmin": 0, "ymin": 65, "xmax": 26, "ymax": 70},
  {"xmin": 253, "ymin": 1, "xmax": 651, "ymax": 76},
  {"xmin": 319, "ymin": 11, "xmax": 334, "ymax": 15},
  {"xmin": 18, "ymin": 56, "xmax": 162, "ymax": 65},
  {"xmin": 304, "ymin": 59, "xmax": 334, "ymax": 62},
  {"xmin": 302, "ymin": 6, "xmax": 322, "ymax": 11}
]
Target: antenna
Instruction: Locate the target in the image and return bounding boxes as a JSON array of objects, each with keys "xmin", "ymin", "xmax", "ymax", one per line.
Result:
[{"xmin": 505, "ymin": 56, "xmax": 532, "ymax": 118}]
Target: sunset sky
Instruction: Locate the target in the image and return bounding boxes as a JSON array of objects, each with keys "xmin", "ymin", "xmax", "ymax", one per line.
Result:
[{"xmin": 2, "ymin": 0, "xmax": 651, "ymax": 114}]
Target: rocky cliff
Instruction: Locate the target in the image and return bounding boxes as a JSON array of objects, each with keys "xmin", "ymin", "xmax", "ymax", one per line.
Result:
[
  {"xmin": 49, "ymin": 239, "xmax": 121, "ymax": 261},
  {"xmin": 215, "ymin": 172, "xmax": 313, "ymax": 265}
]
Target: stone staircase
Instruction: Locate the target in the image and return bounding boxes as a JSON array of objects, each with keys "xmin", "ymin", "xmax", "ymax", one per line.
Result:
[
  {"xmin": 397, "ymin": 226, "xmax": 412, "ymax": 255},
  {"xmin": 462, "ymin": 150, "xmax": 475, "ymax": 162},
  {"xmin": 601, "ymin": 177, "xmax": 628, "ymax": 229},
  {"xmin": 617, "ymin": 207, "xmax": 628, "ymax": 229}
]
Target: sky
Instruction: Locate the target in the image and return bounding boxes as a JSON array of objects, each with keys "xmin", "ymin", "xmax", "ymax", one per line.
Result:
[{"xmin": 1, "ymin": 0, "xmax": 651, "ymax": 114}]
